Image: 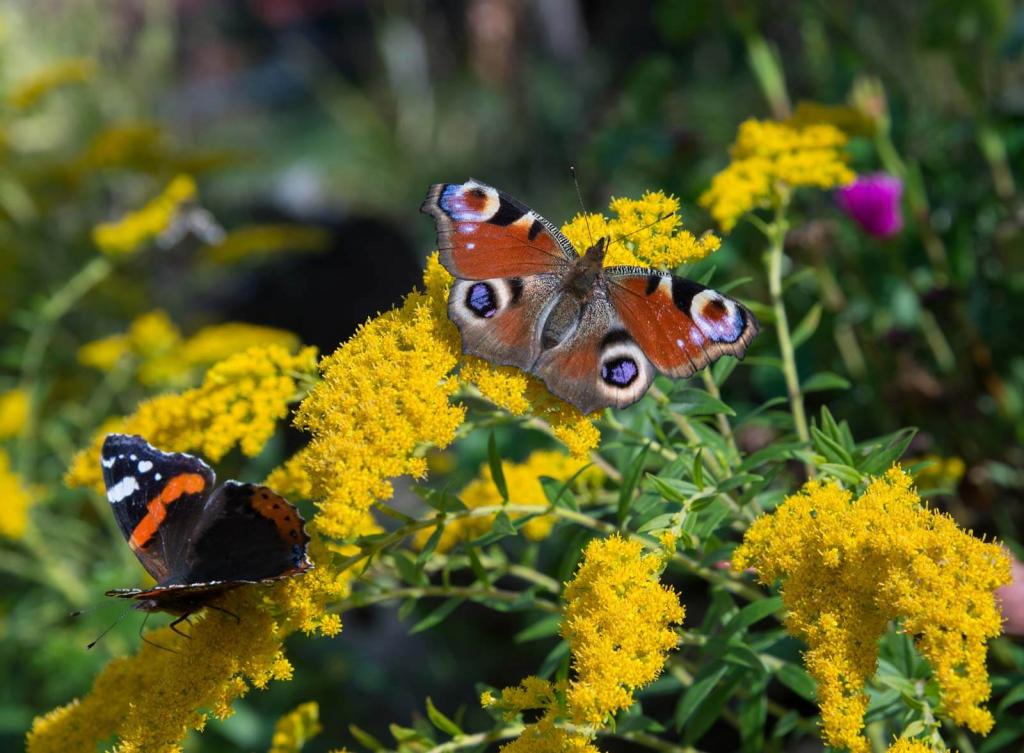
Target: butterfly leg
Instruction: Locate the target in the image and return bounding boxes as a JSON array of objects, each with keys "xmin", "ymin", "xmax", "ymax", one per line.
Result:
[
  {"xmin": 169, "ymin": 612, "xmax": 194, "ymax": 639},
  {"xmin": 139, "ymin": 612, "xmax": 179, "ymax": 653},
  {"xmin": 205, "ymin": 602, "xmax": 242, "ymax": 624}
]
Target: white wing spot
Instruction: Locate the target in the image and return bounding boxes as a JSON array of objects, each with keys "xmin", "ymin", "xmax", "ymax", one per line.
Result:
[
  {"xmin": 155, "ymin": 473, "xmax": 162, "ymax": 481},
  {"xmin": 130, "ymin": 454, "xmax": 137, "ymax": 461},
  {"xmin": 467, "ymin": 242, "xmax": 475, "ymax": 250},
  {"xmin": 107, "ymin": 476, "xmax": 140, "ymax": 504},
  {"xmin": 138, "ymin": 460, "xmax": 153, "ymax": 473},
  {"xmin": 101, "ymin": 456, "xmax": 117, "ymax": 468},
  {"xmin": 676, "ymin": 338, "xmax": 685, "ymax": 348}
]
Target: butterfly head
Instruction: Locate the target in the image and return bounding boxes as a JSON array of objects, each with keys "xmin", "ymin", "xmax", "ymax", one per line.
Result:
[{"xmin": 581, "ymin": 237, "xmax": 608, "ymax": 269}]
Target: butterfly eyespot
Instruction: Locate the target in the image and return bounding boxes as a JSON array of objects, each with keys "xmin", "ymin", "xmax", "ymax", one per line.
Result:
[
  {"xmin": 466, "ymin": 282, "xmax": 498, "ymax": 318},
  {"xmin": 601, "ymin": 357, "xmax": 639, "ymax": 388}
]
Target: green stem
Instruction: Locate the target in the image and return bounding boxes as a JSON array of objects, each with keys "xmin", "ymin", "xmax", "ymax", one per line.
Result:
[
  {"xmin": 421, "ymin": 725, "xmax": 524, "ymax": 753},
  {"xmin": 764, "ymin": 211, "xmax": 813, "ymax": 474},
  {"xmin": 17, "ymin": 256, "xmax": 113, "ymax": 478},
  {"xmin": 341, "ymin": 584, "xmax": 560, "ymax": 614},
  {"xmin": 701, "ymin": 370, "xmax": 739, "ymax": 463}
]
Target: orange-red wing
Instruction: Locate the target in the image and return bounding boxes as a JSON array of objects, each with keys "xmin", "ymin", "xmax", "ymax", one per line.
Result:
[
  {"xmin": 606, "ymin": 269, "xmax": 759, "ymax": 378},
  {"xmin": 421, "ymin": 180, "xmax": 576, "ymax": 280}
]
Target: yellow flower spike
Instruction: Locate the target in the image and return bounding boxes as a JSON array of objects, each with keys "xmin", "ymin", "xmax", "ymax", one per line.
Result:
[
  {"xmin": 268, "ymin": 701, "xmax": 322, "ymax": 753},
  {"xmin": 0, "ymin": 388, "xmax": 29, "ymax": 439},
  {"xmin": 27, "ymin": 590, "xmax": 290, "ymax": 753},
  {"xmin": 67, "ymin": 344, "xmax": 317, "ymax": 491},
  {"xmin": 500, "ymin": 717, "xmax": 599, "ymax": 753},
  {"xmin": 0, "ymin": 449, "xmax": 32, "ymax": 539},
  {"xmin": 8, "ymin": 57, "xmax": 96, "ymax": 109},
  {"xmin": 733, "ymin": 468, "xmax": 1011, "ymax": 753},
  {"xmin": 413, "ymin": 449, "xmax": 602, "ymax": 552},
  {"xmin": 562, "ymin": 536, "xmax": 685, "ymax": 726},
  {"xmin": 700, "ymin": 117, "xmax": 855, "ymax": 232},
  {"xmin": 92, "ymin": 175, "xmax": 197, "ymax": 256}
]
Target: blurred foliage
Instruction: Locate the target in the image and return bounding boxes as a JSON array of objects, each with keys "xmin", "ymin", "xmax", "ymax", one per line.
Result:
[{"xmin": 0, "ymin": 1, "xmax": 1022, "ymax": 752}]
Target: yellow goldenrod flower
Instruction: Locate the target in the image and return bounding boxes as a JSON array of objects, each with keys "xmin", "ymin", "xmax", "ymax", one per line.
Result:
[
  {"xmin": 0, "ymin": 449, "xmax": 31, "ymax": 538},
  {"xmin": 8, "ymin": 58, "xmax": 95, "ymax": 109},
  {"xmin": 562, "ymin": 535, "xmax": 685, "ymax": 725},
  {"xmin": 66, "ymin": 344, "xmax": 317, "ymax": 491},
  {"xmin": 885, "ymin": 740, "xmax": 943, "ymax": 753},
  {"xmin": 561, "ymin": 190, "xmax": 721, "ymax": 269},
  {"xmin": 0, "ymin": 388, "xmax": 29, "ymax": 439},
  {"xmin": 700, "ymin": 118, "xmax": 855, "ymax": 231},
  {"xmin": 414, "ymin": 450, "xmax": 601, "ymax": 552},
  {"xmin": 205, "ymin": 224, "xmax": 330, "ymax": 264},
  {"xmin": 733, "ymin": 468, "xmax": 1010, "ymax": 753},
  {"xmin": 92, "ymin": 175, "xmax": 197, "ymax": 256},
  {"xmin": 788, "ymin": 101, "xmax": 877, "ymax": 137},
  {"xmin": 268, "ymin": 701, "xmax": 321, "ymax": 753},
  {"xmin": 500, "ymin": 717, "xmax": 599, "ymax": 753},
  {"xmin": 26, "ymin": 590, "xmax": 293, "ymax": 753}
]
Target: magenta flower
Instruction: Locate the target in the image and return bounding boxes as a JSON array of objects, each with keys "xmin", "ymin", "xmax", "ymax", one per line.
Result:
[
  {"xmin": 998, "ymin": 554, "xmax": 1024, "ymax": 636},
  {"xmin": 836, "ymin": 173, "xmax": 903, "ymax": 238}
]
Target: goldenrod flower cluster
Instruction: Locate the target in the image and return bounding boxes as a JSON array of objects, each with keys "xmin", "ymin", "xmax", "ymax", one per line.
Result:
[
  {"xmin": 0, "ymin": 388, "xmax": 28, "ymax": 439},
  {"xmin": 268, "ymin": 701, "xmax": 322, "ymax": 753},
  {"xmin": 27, "ymin": 590, "xmax": 293, "ymax": 753},
  {"xmin": 205, "ymin": 224, "xmax": 330, "ymax": 264},
  {"xmin": 78, "ymin": 309, "xmax": 299, "ymax": 387},
  {"xmin": 561, "ymin": 190, "xmax": 720, "ymax": 269},
  {"xmin": 489, "ymin": 536, "xmax": 684, "ymax": 749},
  {"xmin": 67, "ymin": 344, "xmax": 317, "ymax": 490},
  {"xmin": 92, "ymin": 175, "xmax": 197, "ymax": 256},
  {"xmin": 733, "ymin": 468, "xmax": 1010, "ymax": 753},
  {"xmin": 0, "ymin": 449, "xmax": 32, "ymax": 539},
  {"xmin": 415, "ymin": 449, "xmax": 601, "ymax": 552},
  {"xmin": 7, "ymin": 57, "xmax": 95, "ymax": 109},
  {"xmin": 699, "ymin": 118, "xmax": 855, "ymax": 231},
  {"xmin": 885, "ymin": 740, "xmax": 944, "ymax": 753}
]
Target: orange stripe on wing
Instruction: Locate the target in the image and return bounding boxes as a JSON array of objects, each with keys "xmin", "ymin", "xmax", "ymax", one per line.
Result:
[{"xmin": 128, "ymin": 473, "xmax": 206, "ymax": 551}]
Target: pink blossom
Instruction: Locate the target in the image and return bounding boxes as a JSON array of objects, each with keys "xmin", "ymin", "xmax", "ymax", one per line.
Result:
[{"xmin": 836, "ymin": 173, "xmax": 903, "ymax": 238}]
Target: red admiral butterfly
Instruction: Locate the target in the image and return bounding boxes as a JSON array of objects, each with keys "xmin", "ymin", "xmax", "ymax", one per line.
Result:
[
  {"xmin": 421, "ymin": 179, "xmax": 759, "ymax": 413},
  {"xmin": 101, "ymin": 434, "xmax": 312, "ymax": 621}
]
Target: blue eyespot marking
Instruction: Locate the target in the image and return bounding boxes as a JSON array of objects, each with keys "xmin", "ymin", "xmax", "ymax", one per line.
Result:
[
  {"xmin": 466, "ymin": 282, "xmax": 498, "ymax": 318},
  {"xmin": 601, "ymin": 357, "xmax": 639, "ymax": 387}
]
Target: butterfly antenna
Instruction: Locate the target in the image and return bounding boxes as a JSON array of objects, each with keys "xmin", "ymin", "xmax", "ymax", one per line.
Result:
[
  {"xmin": 86, "ymin": 605, "xmax": 133, "ymax": 650},
  {"xmin": 606, "ymin": 212, "xmax": 675, "ymax": 252},
  {"xmin": 570, "ymin": 166, "xmax": 595, "ymax": 247}
]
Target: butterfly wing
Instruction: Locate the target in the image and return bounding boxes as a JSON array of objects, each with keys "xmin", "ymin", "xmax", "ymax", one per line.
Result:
[
  {"xmin": 101, "ymin": 434, "xmax": 215, "ymax": 584},
  {"xmin": 169, "ymin": 481, "xmax": 312, "ymax": 587},
  {"xmin": 605, "ymin": 268, "xmax": 759, "ymax": 378},
  {"xmin": 448, "ymin": 274, "xmax": 565, "ymax": 370},
  {"xmin": 532, "ymin": 294, "xmax": 657, "ymax": 414},
  {"xmin": 421, "ymin": 179, "xmax": 577, "ymax": 279}
]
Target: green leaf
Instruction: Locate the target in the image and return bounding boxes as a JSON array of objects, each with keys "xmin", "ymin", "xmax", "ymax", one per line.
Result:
[
  {"xmin": 739, "ymin": 679, "xmax": 768, "ymax": 753},
  {"xmin": 349, "ymin": 725, "xmax": 385, "ymax": 751},
  {"xmin": 392, "ymin": 550, "xmax": 427, "ymax": 587},
  {"xmin": 416, "ymin": 520, "xmax": 446, "ymax": 568},
  {"xmin": 775, "ymin": 663, "xmax": 817, "ymax": 702},
  {"xmin": 859, "ymin": 427, "xmax": 917, "ymax": 475},
  {"xmin": 467, "ymin": 546, "xmax": 490, "ymax": 586},
  {"xmin": 791, "ymin": 303, "xmax": 822, "ymax": 348},
  {"xmin": 669, "ymin": 388, "xmax": 736, "ymax": 417},
  {"xmin": 492, "ymin": 511, "xmax": 517, "ymax": 536},
  {"xmin": 674, "ymin": 663, "xmax": 729, "ymax": 730},
  {"xmin": 515, "ymin": 614, "xmax": 563, "ymax": 643},
  {"xmin": 487, "ymin": 432, "xmax": 509, "ymax": 502},
  {"xmin": 537, "ymin": 640, "xmax": 569, "ymax": 680},
  {"xmin": 818, "ymin": 463, "xmax": 864, "ymax": 486},
  {"xmin": 618, "ymin": 445, "xmax": 649, "ymax": 522},
  {"xmin": 683, "ymin": 673, "xmax": 744, "ymax": 744},
  {"xmin": 411, "ymin": 598, "xmax": 464, "ymax": 634},
  {"xmin": 417, "ymin": 485, "xmax": 468, "ymax": 513},
  {"xmin": 646, "ymin": 474, "xmax": 695, "ymax": 504},
  {"xmin": 713, "ymin": 355, "xmax": 739, "ymax": 386},
  {"xmin": 803, "ymin": 372, "xmax": 851, "ymax": 393},
  {"xmin": 425, "ymin": 697, "xmax": 463, "ymax": 737},
  {"xmin": 811, "ymin": 426, "xmax": 855, "ymax": 467}
]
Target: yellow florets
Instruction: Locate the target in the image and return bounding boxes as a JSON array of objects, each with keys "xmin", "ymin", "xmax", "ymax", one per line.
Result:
[
  {"xmin": 8, "ymin": 57, "xmax": 95, "ymax": 109},
  {"xmin": 66, "ymin": 344, "xmax": 317, "ymax": 491},
  {"xmin": 268, "ymin": 701, "xmax": 322, "ymax": 753},
  {"xmin": 561, "ymin": 190, "xmax": 720, "ymax": 270},
  {"xmin": 733, "ymin": 468, "xmax": 1010, "ymax": 753},
  {"xmin": 92, "ymin": 175, "xmax": 197, "ymax": 256},
  {"xmin": 700, "ymin": 118, "xmax": 855, "ymax": 231}
]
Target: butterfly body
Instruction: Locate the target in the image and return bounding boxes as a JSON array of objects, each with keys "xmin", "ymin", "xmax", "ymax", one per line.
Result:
[
  {"xmin": 422, "ymin": 179, "xmax": 759, "ymax": 413},
  {"xmin": 100, "ymin": 434, "xmax": 312, "ymax": 616}
]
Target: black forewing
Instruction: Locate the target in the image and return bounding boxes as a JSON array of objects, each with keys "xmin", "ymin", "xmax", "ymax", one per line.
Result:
[{"xmin": 100, "ymin": 433, "xmax": 215, "ymax": 582}]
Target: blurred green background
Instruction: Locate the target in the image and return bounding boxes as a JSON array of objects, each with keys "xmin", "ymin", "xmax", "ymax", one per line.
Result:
[{"xmin": 1, "ymin": 1, "xmax": 1022, "ymax": 750}]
